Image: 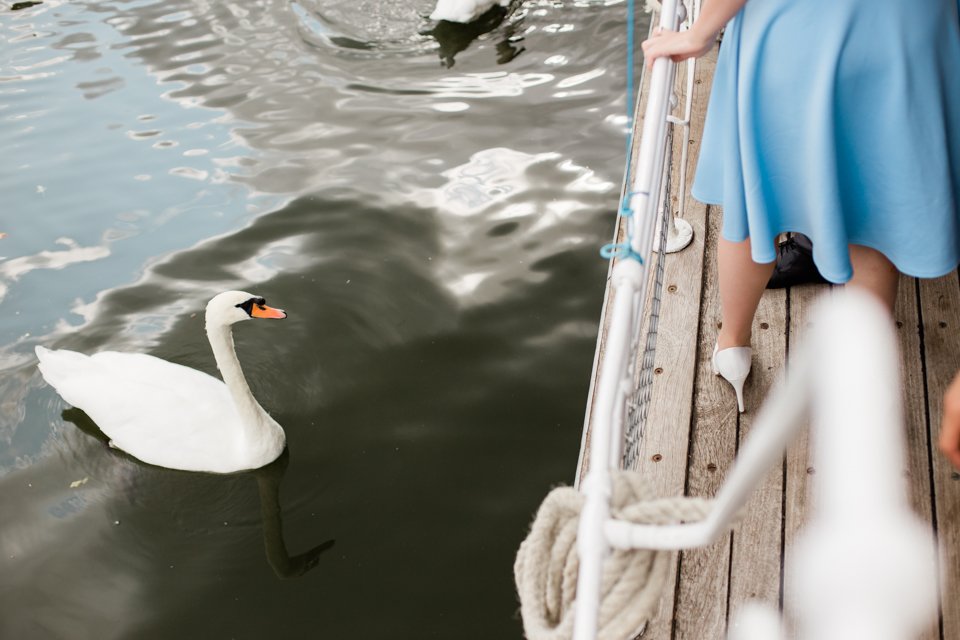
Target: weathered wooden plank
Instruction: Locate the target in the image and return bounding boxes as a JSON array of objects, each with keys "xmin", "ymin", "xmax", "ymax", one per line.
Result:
[
  {"xmin": 919, "ymin": 272, "xmax": 960, "ymax": 640},
  {"xmin": 894, "ymin": 276, "xmax": 940, "ymax": 640},
  {"xmin": 896, "ymin": 277, "xmax": 936, "ymax": 524},
  {"xmin": 631, "ymin": 46, "xmax": 717, "ymax": 640},
  {"xmin": 670, "ymin": 199, "xmax": 734, "ymax": 640},
  {"xmin": 727, "ymin": 282, "xmax": 787, "ymax": 618},
  {"xmin": 780, "ymin": 281, "xmax": 824, "ymax": 639}
]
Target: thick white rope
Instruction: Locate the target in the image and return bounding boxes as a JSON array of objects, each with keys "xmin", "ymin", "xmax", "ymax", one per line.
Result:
[{"xmin": 514, "ymin": 472, "xmax": 712, "ymax": 640}]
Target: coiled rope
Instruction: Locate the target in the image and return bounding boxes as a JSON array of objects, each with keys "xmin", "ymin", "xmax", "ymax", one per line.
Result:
[{"xmin": 514, "ymin": 472, "xmax": 712, "ymax": 640}]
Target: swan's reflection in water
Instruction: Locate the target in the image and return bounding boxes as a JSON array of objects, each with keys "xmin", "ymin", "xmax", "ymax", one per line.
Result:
[
  {"xmin": 63, "ymin": 408, "xmax": 334, "ymax": 580},
  {"xmin": 424, "ymin": 4, "xmax": 524, "ymax": 68},
  {"xmin": 253, "ymin": 451, "xmax": 335, "ymax": 579}
]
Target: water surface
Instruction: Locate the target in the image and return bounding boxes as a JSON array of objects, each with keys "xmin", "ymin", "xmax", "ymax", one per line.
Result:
[{"xmin": 0, "ymin": 1, "xmax": 645, "ymax": 637}]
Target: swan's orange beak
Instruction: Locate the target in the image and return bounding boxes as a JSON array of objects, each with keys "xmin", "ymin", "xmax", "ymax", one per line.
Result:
[{"xmin": 251, "ymin": 304, "xmax": 286, "ymax": 319}]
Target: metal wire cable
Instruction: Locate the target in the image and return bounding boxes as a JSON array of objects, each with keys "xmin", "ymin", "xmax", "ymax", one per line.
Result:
[{"xmin": 621, "ymin": 122, "xmax": 674, "ymax": 471}]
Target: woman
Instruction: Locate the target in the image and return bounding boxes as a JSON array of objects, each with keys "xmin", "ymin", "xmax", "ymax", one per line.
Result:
[{"xmin": 643, "ymin": 0, "xmax": 960, "ymax": 412}]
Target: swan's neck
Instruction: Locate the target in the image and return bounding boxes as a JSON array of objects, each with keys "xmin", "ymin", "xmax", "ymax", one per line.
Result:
[{"xmin": 206, "ymin": 321, "xmax": 274, "ymax": 444}]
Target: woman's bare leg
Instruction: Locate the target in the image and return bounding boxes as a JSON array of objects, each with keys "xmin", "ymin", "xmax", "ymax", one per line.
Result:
[
  {"xmin": 847, "ymin": 244, "xmax": 899, "ymax": 312},
  {"xmin": 716, "ymin": 240, "xmax": 897, "ymax": 349},
  {"xmin": 717, "ymin": 236, "xmax": 776, "ymax": 349}
]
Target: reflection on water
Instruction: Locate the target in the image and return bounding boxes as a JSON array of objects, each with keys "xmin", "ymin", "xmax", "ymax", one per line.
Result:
[
  {"xmin": 1, "ymin": 0, "xmax": 644, "ymax": 636},
  {"xmin": 0, "ymin": 238, "xmax": 111, "ymax": 304},
  {"xmin": 253, "ymin": 451, "xmax": 336, "ymax": 580},
  {"xmin": 292, "ymin": 0, "xmax": 522, "ymax": 69},
  {"xmin": 65, "ymin": 408, "xmax": 335, "ymax": 580},
  {"xmin": 425, "ymin": 5, "xmax": 524, "ymax": 68}
]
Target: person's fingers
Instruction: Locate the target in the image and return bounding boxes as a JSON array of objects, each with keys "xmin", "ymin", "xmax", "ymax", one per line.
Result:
[
  {"xmin": 940, "ymin": 418, "xmax": 960, "ymax": 470},
  {"xmin": 642, "ymin": 38, "xmax": 669, "ymax": 68},
  {"xmin": 642, "ymin": 41, "xmax": 658, "ymax": 69},
  {"xmin": 641, "ymin": 29, "xmax": 685, "ymax": 68},
  {"xmin": 941, "ymin": 434, "xmax": 960, "ymax": 470},
  {"xmin": 940, "ymin": 373, "xmax": 960, "ymax": 470}
]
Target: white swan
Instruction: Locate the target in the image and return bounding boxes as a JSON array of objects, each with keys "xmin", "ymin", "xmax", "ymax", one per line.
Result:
[
  {"xmin": 430, "ymin": 0, "xmax": 510, "ymax": 23},
  {"xmin": 35, "ymin": 291, "xmax": 288, "ymax": 474}
]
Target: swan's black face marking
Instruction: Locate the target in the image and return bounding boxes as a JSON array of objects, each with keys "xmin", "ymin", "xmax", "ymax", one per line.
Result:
[
  {"xmin": 236, "ymin": 297, "xmax": 267, "ymax": 317},
  {"xmin": 238, "ymin": 296, "xmax": 287, "ymax": 320}
]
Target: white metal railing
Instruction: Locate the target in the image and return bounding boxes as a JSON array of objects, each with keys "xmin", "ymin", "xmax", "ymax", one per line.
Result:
[
  {"xmin": 576, "ymin": 0, "xmax": 700, "ymax": 479},
  {"xmin": 573, "ymin": 289, "xmax": 940, "ymax": 639},
  {"xmin": 572, "ymin": 0, "xmax": 691, "ymax": 636},
  {"xmin": 660, "ymin": 0, "xmax": 698, "ymax": 253},
  {"xmin": 625, "ymin": 0, "xmax": 688, "ymax": 262}
]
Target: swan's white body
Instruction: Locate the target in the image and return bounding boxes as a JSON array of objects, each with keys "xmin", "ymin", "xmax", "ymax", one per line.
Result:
[
  {"xmin": 35, "ymin": 291, "xmax": 287, "ymax": 474},
  {"xmin": 430, "ymin": 0, "xmax": 510, "ymax": 23}
]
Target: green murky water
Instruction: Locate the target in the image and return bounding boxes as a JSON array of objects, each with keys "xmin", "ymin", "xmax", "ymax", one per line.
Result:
[{"xmin": 0, "ymin": 1, "xmax": 646, "ymax": 637}]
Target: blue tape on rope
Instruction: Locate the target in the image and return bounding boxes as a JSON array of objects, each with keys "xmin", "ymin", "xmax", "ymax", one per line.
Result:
[
  {"xmin": 600, "ymin": 242, "xmax": 644, "ymax": 263},
  {"xmin": 619, "ymin": 190, "xmax": 644, "ymax": 217}
]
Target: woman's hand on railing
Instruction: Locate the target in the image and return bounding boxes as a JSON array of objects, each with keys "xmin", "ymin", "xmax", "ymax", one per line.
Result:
[
  {"xmin": 641, "ymin": 26, "xmax": 714, "ymax": 68},
  {"xmin": 642, "ymin": 0, "xmax": 749, "ymax": 69},
  {"xmin": 941, "ymin": 371, "xmax": 960, "ymax": 470}
]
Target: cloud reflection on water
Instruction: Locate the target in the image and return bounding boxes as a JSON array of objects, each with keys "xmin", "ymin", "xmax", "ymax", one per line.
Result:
[
  {"xmin": 431, "ymin": 146, "xmax": 613, "ymax": 303},
  {"xmin": 0, "ymin": 238, "xmax": 111, "ymax": 305}
]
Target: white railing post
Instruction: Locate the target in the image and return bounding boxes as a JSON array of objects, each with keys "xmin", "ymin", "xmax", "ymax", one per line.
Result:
[
  {"xmin": 658, "ymin": 0, "xmax": 698, "ymax": 254},
  {"xmin": 785, "ymin": 292, "xmax": 939, "ymax": 640},
  {"xmin": 628, "ymin": 0, "xmax": 680, "ymax": 264},
  {"xmin": 574, "ymin": 260, "xmax": 645, "ymax": 640}
]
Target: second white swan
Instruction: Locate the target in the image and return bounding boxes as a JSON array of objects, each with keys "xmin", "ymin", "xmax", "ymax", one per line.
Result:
[{"xmin": 35, "ymin": 291, "xmax": 289, "ymax": 473}]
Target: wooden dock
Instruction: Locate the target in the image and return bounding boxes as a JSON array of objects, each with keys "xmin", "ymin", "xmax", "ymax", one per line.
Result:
[{"xmin": 578, "ymin": 41, "xmax": 960, "ymax": 639}]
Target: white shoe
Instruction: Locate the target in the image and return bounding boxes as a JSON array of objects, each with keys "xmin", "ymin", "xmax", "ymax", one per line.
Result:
[{"xmin": 711, "ymin": 343, "xmax": 752, "ymax": 413}]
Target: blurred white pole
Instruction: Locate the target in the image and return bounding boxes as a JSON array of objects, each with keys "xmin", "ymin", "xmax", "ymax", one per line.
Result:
[
  {"xmin": 576, "ymin": 290, "xmax": 939, "ymax": 639},
  {"xmin": 787, "ymin": 292, "xmax": 938, "ymax": 640}
]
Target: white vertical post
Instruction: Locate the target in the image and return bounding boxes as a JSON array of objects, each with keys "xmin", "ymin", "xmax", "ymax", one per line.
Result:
[
  {"xmin": 657, "ymin": 0, "xmax": 695, "ymax": 254},
  {"xmin": 628, "ymin": 0, "xmax": 679, "ymax": 263},
  {"xmin": 574, "ymin": 260, "xmax": 645, "ymax": 640},
  {"xmin": 787, "ymin": 291, "xmax": 939, "ymax": 640}
]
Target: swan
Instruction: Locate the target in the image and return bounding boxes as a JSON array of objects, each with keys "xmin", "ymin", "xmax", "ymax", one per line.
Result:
[
  {"xmin": 35, "ymin": 291, "xmax": 288, "ymax": 474},
  {"xmin": 430, "ymin": 0, "xmax": 510, "ymax": 23}
]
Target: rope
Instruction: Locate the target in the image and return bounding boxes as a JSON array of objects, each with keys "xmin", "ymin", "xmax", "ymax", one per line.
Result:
[{"xmin": 514, "ymin": 472, "xmax": 712, "ymax": 640}]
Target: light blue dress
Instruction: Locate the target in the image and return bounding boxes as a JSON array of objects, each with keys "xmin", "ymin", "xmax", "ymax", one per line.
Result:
[{"xmin": 691, "ymin": 0, "xmax": 960, "ymax": 283}]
